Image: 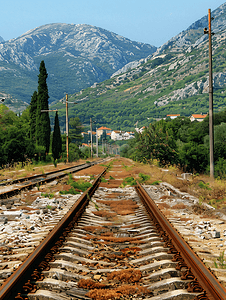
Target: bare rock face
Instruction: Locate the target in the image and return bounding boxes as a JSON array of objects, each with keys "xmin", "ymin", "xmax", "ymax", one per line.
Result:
[{"xmin": 0, "ymin": 23, "xmax": 156, "ymax": 104}]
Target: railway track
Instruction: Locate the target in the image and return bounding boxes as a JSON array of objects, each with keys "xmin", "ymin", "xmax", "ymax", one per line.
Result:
[
  {"xmin": 0, "ymin": 160, "xmax": 226, "ymax": 300},
  {"xmin": 0, "ymin": 159, "xmax": 108, "ymax": 200}
]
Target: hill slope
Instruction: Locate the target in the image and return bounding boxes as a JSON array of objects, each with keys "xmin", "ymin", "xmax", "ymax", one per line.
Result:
[
  {"xmin": 53, "ymin": 3, "xmax": 226, "ymax": 131},
  {"xmin": 0, "ymin": 23, "xmax": 156, "ymax": 107}
]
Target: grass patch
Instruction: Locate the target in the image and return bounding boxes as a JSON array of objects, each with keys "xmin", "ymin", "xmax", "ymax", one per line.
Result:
[
  {"xmin": 198, "ymin": 181, "xmax": 212, "ymax": 190},
  {"xmin": 101, "ymin": 177, "xmax": 108, "ymax": 183},
  {"xmin": 150, "ymin": 180, "xmax": 162, "ymax": 185},
  {"xmin": 138, "ymin": 173, "xmax": 150, "ymax": 183},
  {"xmin": 60, "ymin": 174, "xmax": 92, "ymax": 195},
  {"xmin": 214, "ymin": 251, "xmax": 226, "ymax": 269},
  {"xmin": 121, "ymin": 176, "xmax": 136, "ymax": 187},
  {"xmin": 41, "ymin": 192, "xmax": 54, "ymax": 199}
]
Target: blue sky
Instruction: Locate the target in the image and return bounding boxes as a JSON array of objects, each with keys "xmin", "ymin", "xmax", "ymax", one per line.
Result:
[{"xmin": 1, "ymin": 0, "xmax": 225, "ymax": 47}]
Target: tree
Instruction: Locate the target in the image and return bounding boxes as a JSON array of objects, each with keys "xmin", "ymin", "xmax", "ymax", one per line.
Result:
[
  {"xmin": 179, "ymin": 141, "xmax": 208, "ymax": 173},
  {"xmin": 69, "ymin": 117, "xmax": 84, "ymax": 144},
  {"xmin": 52, "ymin": 111, "xmax": 62, "ymax": 160},
  {"xmin": 30, "ymin": 91, "xmax": 37, "ymax": 140},
  {"xmin": 36, "ymin": 61, "xmax": 51, "ymax": 154}
]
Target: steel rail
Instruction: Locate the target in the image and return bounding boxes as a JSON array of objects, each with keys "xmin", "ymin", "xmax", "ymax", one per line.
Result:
[
  {"xmin": 136, "ymin": 182, "xmax": 226, "ymax": 300},
  {"xmin": 0, "ymin": 168, "xmax": 107, "ymax": 300},
  {"xmin": 0, "ymin": 158, "xmax": 108, "ymax": 199}
]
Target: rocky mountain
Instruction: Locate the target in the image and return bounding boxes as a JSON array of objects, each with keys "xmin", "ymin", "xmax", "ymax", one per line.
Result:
[
  {"xmin": 53, "ymin": 2, "xmax": 226, "ymax": 131},
  {"xmin": 0, "ymin": 23, "xmax": 156, "ymax": 107}
]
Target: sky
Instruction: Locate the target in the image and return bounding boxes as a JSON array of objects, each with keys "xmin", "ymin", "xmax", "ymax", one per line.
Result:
[{"xmin": 1, "ymin": 0, "xmax": 225, "ymax": 47}]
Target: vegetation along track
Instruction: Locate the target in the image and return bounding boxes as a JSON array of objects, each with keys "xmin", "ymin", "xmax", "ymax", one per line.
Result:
[{"xmin": 0, "ymin": 160, "xmax": 226, "ymax": 300}]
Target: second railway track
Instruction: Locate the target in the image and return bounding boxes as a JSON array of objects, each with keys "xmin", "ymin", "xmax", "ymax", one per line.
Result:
[
  {"xmin": 0, "ymin": 158, "xmax": 226, "ymax": 300},
  {"xmin": 0, "ymin": 159, "xmax": 109, "ymax": 200}
]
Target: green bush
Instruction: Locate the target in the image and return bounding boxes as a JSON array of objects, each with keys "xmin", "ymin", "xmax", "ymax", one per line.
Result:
[
  {"xmin": 138, "ymin": 173, "xmax": 150, "ymax": 183},
  {"xmin": 214, "ymin": 158, "xmax": 226, "ymax": 179},
  {"xmin": 198, "ymin": 181, "xmax": 211, "ymax": 190}
]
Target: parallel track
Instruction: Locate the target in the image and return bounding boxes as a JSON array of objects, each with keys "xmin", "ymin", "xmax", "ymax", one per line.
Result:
[
  {"xmin": 0, "ymin": 159, "xmax": 108, "ymax": 200},
  {"xmin": 0, "ymin": 164, "xmax": 225, "ymax": 299}
]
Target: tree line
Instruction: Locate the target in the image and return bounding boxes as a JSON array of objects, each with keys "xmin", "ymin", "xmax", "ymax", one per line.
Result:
[
  {"xmin": 0, "ymin": 61, "xmax": 88, "ymax": 168},
  {"xmin": 121, "ymin": 110, "xmax": 226, "ymax": 179}
]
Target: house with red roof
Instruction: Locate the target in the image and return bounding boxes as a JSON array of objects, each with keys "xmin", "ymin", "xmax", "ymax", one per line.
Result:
[
  {"xmin": 190, "ymin": 114, "xmax": 208, "ymax": 122},
  {"xmin": 166, "ymin": 114, "xmax": 180, "ymax": 119}
]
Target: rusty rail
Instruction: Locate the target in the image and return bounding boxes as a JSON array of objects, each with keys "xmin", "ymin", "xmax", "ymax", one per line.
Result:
[
  {"xmin": 136, "ymin": 182, "xmax": 226, "ymax": 300},
  {"xmin": 0, "ymin": 168, "xmax": 106, "ymax": 300}
]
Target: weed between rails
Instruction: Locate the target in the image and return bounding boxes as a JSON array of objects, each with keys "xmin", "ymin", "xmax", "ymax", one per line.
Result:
[
  {"xmin": 78, "ymin": 268, "xmax": 150, "ymax": 300},
  {"xmin": 86, "ymin": 285, "xmax": 150, "ymax": 300},
  {"xmin": 60, "ymin": 173, "xmax": 92, "ymax": 195},
  {"xmin": 41, "ymin": 192, "xmax": 54, "ymax": 199}
]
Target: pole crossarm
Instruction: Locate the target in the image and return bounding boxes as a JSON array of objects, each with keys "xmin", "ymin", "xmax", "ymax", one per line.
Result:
[{"xmin": 41, "ymin": 109, "xmax": 58, "ymax": 112}]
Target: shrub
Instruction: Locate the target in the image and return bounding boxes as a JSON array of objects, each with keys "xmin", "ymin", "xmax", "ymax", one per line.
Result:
[
  {"xmin": 138, "ymin": 173, "xmax": 150, "ymax": 183},
  {"xmin": 214, "ymin": 158, "xmax": 226, "ymax": 179},
  {"xmin": 198, "ymin": 181, "xmax": 211, "ymax": 190}
]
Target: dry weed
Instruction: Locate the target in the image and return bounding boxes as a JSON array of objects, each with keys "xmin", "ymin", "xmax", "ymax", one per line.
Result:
[
  {"xmin": 107, "ymin": 269, "xmax": 142, "ymax": 283},
  {"xmin": 86, "ymin": 285, "xmax": 150, "ymax": 300},
  {"xmin": 78, "ymin": 279, "xmax": 106, "ymax": 289}
]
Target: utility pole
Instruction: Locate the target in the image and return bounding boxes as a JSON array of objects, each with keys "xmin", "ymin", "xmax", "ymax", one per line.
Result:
[
  {"xmin": 204, "ymin": 9, "xmax": 214, "ymax": 179},
  {"xmin": 66, "ymin": 94, "xmax": 69, "ymax": 163},
  {"xmin": 60, "ymin": 94, "xmax": 77, "ymax": 163},
  {"xmin": 96, "ymin": 127, "xmax": 98, "ymax": 157},
  {"xmin": 90, "ymin": 118, "xmax": 93, "ymax": 158}
]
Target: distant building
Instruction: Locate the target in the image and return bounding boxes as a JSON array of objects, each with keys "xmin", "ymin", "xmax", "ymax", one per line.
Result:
[
  {"xmin": 135, "ymin": 126, "xmax": 146, "ymax": 134},
  {"xmin": 190, "ymin": 114, "xmax": 208, "ymax": 122},
  {"xmin": 81, "ymin": 143, "xmax": 90, "ymax": 147},
  {"xmin": 97, "ymin": 126, "xmax": 112, "ymax": 138},
  {"xmin": 111, "ymin": 130, "xmax": 135, "ymax": 141},
  {"xmin": 166, "ymin": 114, "xmax": 180, "ymax": 119}
]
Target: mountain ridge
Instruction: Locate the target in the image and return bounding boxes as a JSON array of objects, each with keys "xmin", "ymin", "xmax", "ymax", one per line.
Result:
[
  {"xmin": 0, "ymin": 23, "xmax": 156, "ymax": 108},
  {"xmin": 51, "ymin": 2, "xmax": 226, "ymax": 132}
]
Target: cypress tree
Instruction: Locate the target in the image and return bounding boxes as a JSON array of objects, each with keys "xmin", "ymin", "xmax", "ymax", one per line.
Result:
[
  {"xmin": 30, "ymin": 91, "xmax": 37, "ymax": 141},
  {"xmin": 52, "ymin": 111, "xmax": 62, "ymax": 160},
  {"xmin": 36, "ymin": 61, "xmax": 51, "ymax": 154}
]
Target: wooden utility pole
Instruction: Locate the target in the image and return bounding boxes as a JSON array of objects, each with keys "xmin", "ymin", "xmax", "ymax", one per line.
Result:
[
  {"xmin": 66, "ymin": 94, "xmax": 69, "ymax": 163},
  {"xmin": 96, "ymin": 127, "xmax": 98, "ymax": 157},
  {"xmin": 90, "ymin": 118, "xmax": 93, "ymax": 158},
  {"xmin": 204, "ymin": 9, "xmax": 214, "ymax": 179}
]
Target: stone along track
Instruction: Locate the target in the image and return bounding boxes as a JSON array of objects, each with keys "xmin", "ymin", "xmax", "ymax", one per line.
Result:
[{"xmin": 0, "ymin": 161, "xmax": 226, "ymax": 300}]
